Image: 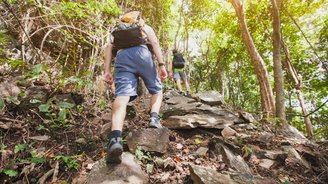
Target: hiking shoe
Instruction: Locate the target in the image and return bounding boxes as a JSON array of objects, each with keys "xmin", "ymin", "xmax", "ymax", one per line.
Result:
[
  {"xmin": 149, "ymin": 117, "xmax": 162, "ymax": 128},
  {"xmin": 185, "ymin": 91, "xmax": 192, "ymax": 98},
  {"xmin": 106, "ymin": 137, "xmax": 123, "ymax": 164},
  {"xmin": 178, "ymin": 91, "xmax": 185, "ymax": 95}
]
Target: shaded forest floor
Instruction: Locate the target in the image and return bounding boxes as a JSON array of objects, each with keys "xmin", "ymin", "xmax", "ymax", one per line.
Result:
[{"xmin": 1, "ymin": 79, "xmax": 328, "ymax": 184}]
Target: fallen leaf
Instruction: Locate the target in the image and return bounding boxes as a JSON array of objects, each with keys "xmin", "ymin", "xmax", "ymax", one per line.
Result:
[
  {"xmin": 194, "ymin": 138, "xmax": 203, "ymax": 145},
  {"xmin": 100, "ymin": 151, "xmax": 106, "ymax": 158},
  {"xmin": 29, "ymin": 135, "xmax": 50, "ymax": 141},
  {"xmin": 175, "ymin": 155, "xmax": 182, "ymax": 162}
]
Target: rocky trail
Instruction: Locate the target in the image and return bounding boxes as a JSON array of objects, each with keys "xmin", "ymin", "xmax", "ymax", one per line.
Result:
[
  {"xmin": 1, "ymin": 80, "xmax": 328, "ymax": 184},
  {"xmin": 87, "ymin": 90, "xmax": 328, "ymax": 184}
]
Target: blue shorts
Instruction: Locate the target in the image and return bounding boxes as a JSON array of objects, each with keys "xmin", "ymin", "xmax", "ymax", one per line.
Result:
[{"xmin": 114, "ymin": 45, "xmax": 162, "ymax": 99}]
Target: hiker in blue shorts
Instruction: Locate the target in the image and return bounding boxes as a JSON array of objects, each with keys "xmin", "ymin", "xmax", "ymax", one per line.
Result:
[{"xmin": 104, "ymin": 11, "xmax": 167, "ymax": 164}]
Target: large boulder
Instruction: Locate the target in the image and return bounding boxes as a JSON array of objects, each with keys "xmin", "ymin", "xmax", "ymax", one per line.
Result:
[
  {"xmin": 86, "ymin": 152, "xmax": 147, "ymax": 184},
  {"xmin": 126, "ymin": 128, "xmax": 170, "ymax": 153},
  {"xmin": 162, "ymin": 96, "xmax": 243, "ymax": 129}
]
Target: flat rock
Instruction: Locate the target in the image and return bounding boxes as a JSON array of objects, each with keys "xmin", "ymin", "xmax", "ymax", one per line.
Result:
[
  {"xmin": 264, "ymin": 150, "xmax": 287, "ymax": 161},
  {"xmin": 126, "ymin": 128, "xmax": 170, "ymax": 153},
  {"xmin": 195, "ymin": 147, "xmax": 208, "ymax": 156},
  {"xmin": 286, "ymin": 125, "xmax": 306, "ymax": 139},
  {"xmin": 221, "ymin": 127, "xmax": 237, "ymax": 139},
  {"xmin": 282, "ymin": 146, "xmax": 311, "ymax": 169},
  {"xmin": 163, "ymin": 95, "xmax": 236, "ymax": 116},
  {"xmin": 239, "ymin": 112, "xmax": 257, "ymax": 124},
  {"xmin": 259, "ymin": 159, "xmax": 275, "ymax": 169},
  {"xmin": 229, "ymin": 172, "xmax": 278, "ymax": 184},
  {"xmin": 195, "ymin": 91, "xmax": 225, "ymax": 106},
  {"xmin": 257, "ymin": 132, "xmax": 274, "ymax": 144},
  {"xmin": 189, "ymin": 164, "xmax": 234, "ymax": 184},
  {"xmin": 86, "ymin": 152, "xmax": 147, "ymax": 184},
  {"xmin": 163, "ymin": 114, "xmax": 234, "ymax": 129},
  {"xmin": 209, "ymin": 137, "xmax": 241, "ymax": 155},
  {"xmin": 220, "ymin": 145, "xmax": 252, "ymax": 174}
]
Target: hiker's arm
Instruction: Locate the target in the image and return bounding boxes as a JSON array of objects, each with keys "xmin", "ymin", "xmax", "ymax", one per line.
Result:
[
  {"xmin": 104, "ymin": 44, "xmax": 114, "ymax": 84},
  {"xmin": 147, "ymin": 27, "xmax": 164, "ymax": 65},
  {"xmin": 147, "ymin": 26, "xmax": 167, "ymax": 81}
]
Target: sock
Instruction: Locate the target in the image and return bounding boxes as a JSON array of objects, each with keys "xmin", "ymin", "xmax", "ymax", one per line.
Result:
[
  {"xmin": 109, "ymin": 130, "xmax": 122, "ymax": 139},
  {"xmin": 150, "ymin": 112, "xmax": 159, "ymax": 119},
  {"xmin": 186, "ymin": 91, "xmax": 190, "ymax": 95}
]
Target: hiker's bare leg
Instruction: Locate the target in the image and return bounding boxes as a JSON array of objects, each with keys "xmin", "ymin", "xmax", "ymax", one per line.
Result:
[
  {"xmin": 183, "ymin": 79, "xmax": 190, "ymax": 92},
  {"xmin": 111, "ymin": 96, "xmax": 130, "ymax": 131},
  {"xmin": 150, "ymin": 92, "xmax": 163, "ymax": 113},
  {"xmin": 176, "ymin": 79, "xmax": 183, "ymax": 91}
]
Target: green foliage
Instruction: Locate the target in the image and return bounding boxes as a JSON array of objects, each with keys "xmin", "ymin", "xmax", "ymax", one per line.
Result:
[
  {"xmin": 0, "ymin": 144, "xmax": 7, "ymax": 152},
  {"xmin": 98, "ymin": 98, "xmax": 108, "ymax": 111},
  {"xmin": 14, "ymin": 144, "xmax": 26, "ymax": 153},
  {"xmin": 54, "ymin": 0, "xmax": 121, "ymax": 20},
  {"xmin": 1, "ymin": 143, "xmax": 46, "ymax": 178},
  {"xmin": 38, "ymin": 98, "xmax": 75, "ymax": 127},
  {"xmin": 61, "ymin": 74, "xmax": 92, "ymax": 93},
  {"xmin": 0, "ymin": 59, "xmax": 25, "ymax": 70},
  {"xmin": 53, "ymin": 155, "xmax": 79, "ymax": 171},
  {"xmin": 3, "ymin": 169, "xmax": 18, "ymax": 177},
  {"xmin": 242, "ymin": 145, "xmax": 253, "ymax": 158},
  {"xmin": 24, "ymin": 64, "xmax": 51, "ymax": 83},
  {"xmin": 0, "ymin": 97, "xmax": 5, "ymax": 110},
  {"xmin": 135, "ymin": 146, "xmax": 153, "ymax": 162}
]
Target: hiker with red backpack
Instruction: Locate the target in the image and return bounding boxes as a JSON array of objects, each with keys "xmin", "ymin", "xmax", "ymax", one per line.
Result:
[
  {"xmin": 103, "ymin": 11, "xmax": 167, "ymax": 164},
  {"xmin": 170, "ymin": 49, "xmax": 191, "ymax": 96}
]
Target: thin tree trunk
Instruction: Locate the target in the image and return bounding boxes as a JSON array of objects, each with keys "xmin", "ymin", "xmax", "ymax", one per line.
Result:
[
  {"xmin": 272, "ymin": 0, "xmax": 287, "ymax": 127},
  {"xmin": 281, "ymin": 37, "xmax": 314, "ymax": 137},
  {"xmin": 296, "ymin": 87, "xmax": 313, "ymax": 137},
  {"xmin": 230, "ymin": 0, "xmax": 275, "ymax": 117}
]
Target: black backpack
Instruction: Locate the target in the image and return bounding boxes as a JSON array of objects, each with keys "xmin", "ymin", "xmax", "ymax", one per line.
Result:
[
  {"xmin": 173, "ymin": 53, "xmax": 185, "ymax": 69},
  {"xmin": 111, "ymin": 12, "xmax": 148, "ymax": 56}
]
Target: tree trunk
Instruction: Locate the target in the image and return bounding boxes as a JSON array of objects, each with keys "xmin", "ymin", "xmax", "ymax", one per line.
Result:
[
  {"xmin": 296, "ymin": 88, "xmax": 313, "ymax": 137},
  {"xmin": 281, "ymin": 35, "xmax": 314, "ymax": 137},
  {"xmin": 230, "ymin": 0, "xmax": 275, "ymax": 117},
  {"xmin": 272, "ymin": 0, "xmax": 287, "ymax": 127}
]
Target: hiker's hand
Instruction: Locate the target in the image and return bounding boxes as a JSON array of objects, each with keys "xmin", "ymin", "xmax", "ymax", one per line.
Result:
[
  {"xmin": 104, "ymin": 72, "xmax": 113, "ymax": 85},
  {"xmin": 159, "ymin": 67, "xmax": 167, "ymax": 81}
]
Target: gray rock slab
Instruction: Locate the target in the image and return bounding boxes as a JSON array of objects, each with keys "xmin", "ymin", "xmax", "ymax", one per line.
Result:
[
  {"xmin": 195, "ymin": 91, "xmax": 225, "ymax": 106},
  {"xmin": 126, "ymin": 128, "xmax": 170, "ymax": 153},
  {"xmin": 220, "ymin": 145, "xmax": 252, "ymax": 174},
  {"xmin": 239, "ymin": 112, "xmax": 257, "ymax": 124},
  {"xmin": 86, "ymin": 152, "xmax": 147, "ymax": 184},
  {"xmin": 282, "ymin": 146, "xmax": 311, "ymax": 169},
  {"xmin": 257, "ymin": 132, "xmax": 274, "ymax": 144},
  {"xmin": 163, "ymin": 114, "xmax": 234, "ymax": 129},
  {"xmin": 259, "ymin": 159, "xmax": 275, "ymax": 169},
  {"xmin": 221, "ymin": 127, "xmax": 237, "ymax": 139},
  {"xmin": 189, "ymin": 164, "xmax": 234, "ymax": 184}
]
